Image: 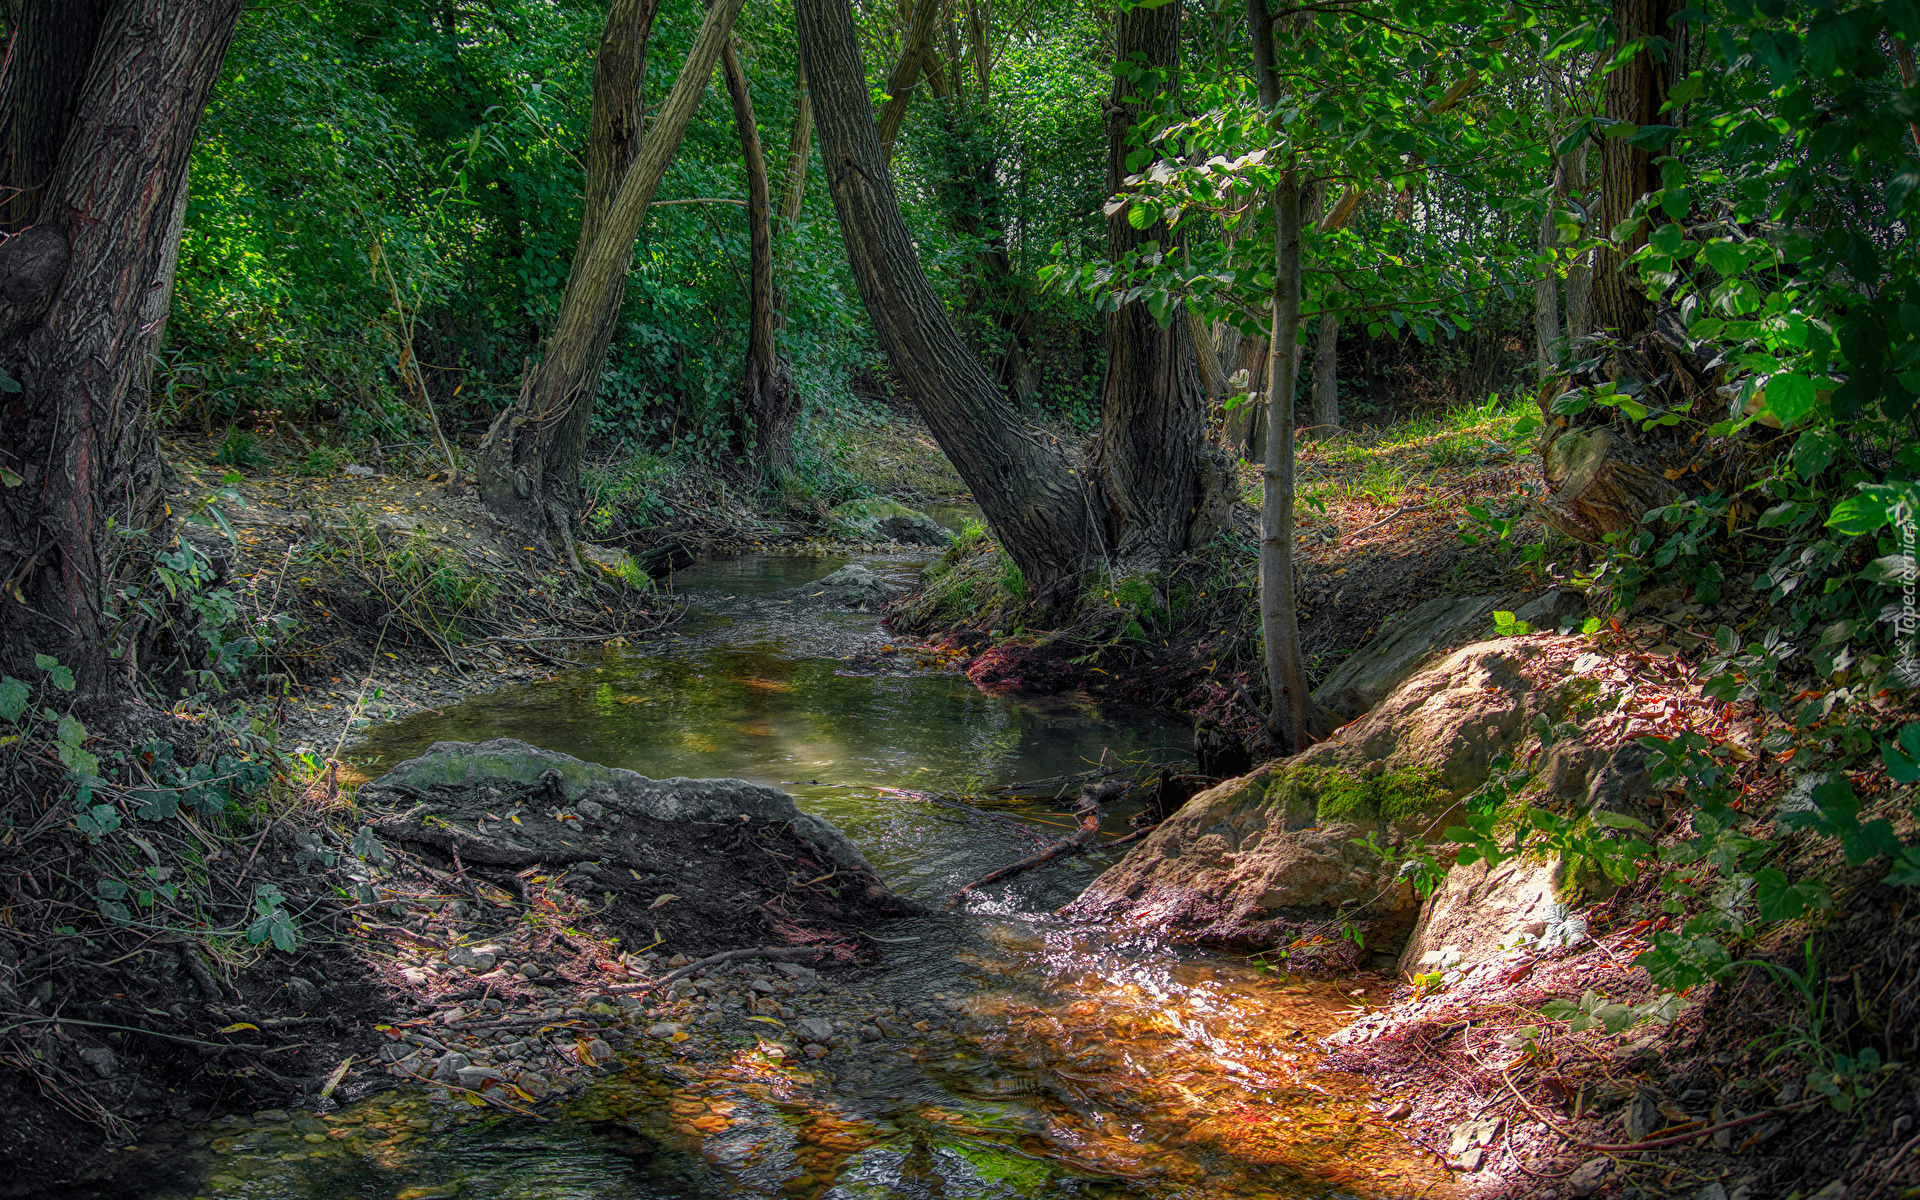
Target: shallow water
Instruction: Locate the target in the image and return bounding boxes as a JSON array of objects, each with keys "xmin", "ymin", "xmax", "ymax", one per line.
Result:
[{"xmin": 118, "ymin": 553, "xmax": 1447, "ymax": 1200}]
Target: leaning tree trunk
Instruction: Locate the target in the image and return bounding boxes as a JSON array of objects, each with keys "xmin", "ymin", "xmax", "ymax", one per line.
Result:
[
  {"xmin": 1563, "ymin": 134, "xmax": 1594, "ymax": 346},
  {"xmin": 795, "ymin": 0, "xmax": 1100, "ymax": 610},
  {"xmin": 1095, "ymin": 0, "xmax": 1227, "ymax": 568},
  {"xmin": 475, "ymin": 0, "xmax": 746, "ymax": 560},
  {"xmin": 0, "ymin": 0, "xmax": 243, "ymax": 702},
  {"xmin": 1246, "ymin": 0, "xmax": 1312, "ymax": 755},
  {"xmin": 1590, "ymin": 0, "xmax": 1671, "ymax": 341},
  {"xmin": 875, "ymin": 0, "xmax": 940, "ymax": 159},
  {"xmin": 723, "ymin": 40, "xmax": 800, "ymax": 478}
]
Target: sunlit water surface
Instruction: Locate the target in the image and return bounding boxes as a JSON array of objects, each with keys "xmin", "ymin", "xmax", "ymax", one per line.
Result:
[{"xmin": 114, "ymin": 553, "xmax": 1447, "ymax": 1200}]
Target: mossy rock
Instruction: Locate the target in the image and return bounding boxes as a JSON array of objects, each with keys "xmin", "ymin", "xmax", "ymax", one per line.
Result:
[
  {"xmin": 1263, "ymin": 764, "xmax": 1451, "ymax": 825},
  {"xmin": 829, "ymin": 497, "xmax": 953, "ymax": 546}
]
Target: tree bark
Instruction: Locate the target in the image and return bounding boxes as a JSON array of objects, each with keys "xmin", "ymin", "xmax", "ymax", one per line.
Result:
[
  {"xmin": 474, "ymin": 0, "xmax": 746, "ymax": 557},
  {"xmin": 1095, "ymin": 0, "xmax": 1225, "ymax": 568},
  {"xmin": 1564, "ymin": 135, "xmax": 1594, "ymax": 345},
  {"xmin": 723, "ymin": 40, "xmax": 799, "ymax": 478},
  {"xmin": 1307, "ymin": 181, "xmax": 1339, "ymax": 434},
  {"xmin": 1535, "ymin": 153, "xmax": 1564, "ymax": 377},
  {"xmin": 581, "ymin": 0, "xmax": 661, "ymax": 253},
  {"xmin": 778, "ymin": 61, "xmax": 812, "ymax": 229},
  {"xmin": 0, "ymin": 0, "xmax": 243, "ymax": 699},
  {"xmin": 1591, "ymin": 0, "xmax": 1671, "ymax": 341},
  {"xmin": 875, "ymin": 0, "xmax": 941, "ymax": 158},
  {"xmin": 1246, "ymin": 0, "xmax": 1311, "ymax": 754},
  {"xmin": 796, "ymin": 0, "xmax": 1099, "ymax": 610}
]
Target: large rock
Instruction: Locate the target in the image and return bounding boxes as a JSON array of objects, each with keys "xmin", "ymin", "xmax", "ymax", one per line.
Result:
[
  {"xmin": 830, "ymin": 498, "xmax": 954, "ymax": 547},
  {"xmin": 358, "ymin": 738, "xmax": 880, "ymax": 878},
  {"xmin": 1395, "ymin": 855, "xmax": 1566, "ymax": 977},
  {"xmin": 1312, "ymin": 589, "xmax": 1589, "ymax": 723},
  {"xmin": 777, "ymin": 564, "xmax": 904, "ymax": 609},
  {"xmin": 1069, "ymin": 640, "xmax": 1567, "ymax": 959},
  {"xmin": 357, "ymin": 740, "xmax": 917, "ymax": 958}
]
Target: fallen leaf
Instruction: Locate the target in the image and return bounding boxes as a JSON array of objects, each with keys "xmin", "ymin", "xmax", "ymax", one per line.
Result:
[
  {"xmin": 648, "ymin": 893, "xmax": 680, "ymax": 909},
  {"xmin": 218, "ymin": 1022, "xmax": 260, "ymax": 1033}
]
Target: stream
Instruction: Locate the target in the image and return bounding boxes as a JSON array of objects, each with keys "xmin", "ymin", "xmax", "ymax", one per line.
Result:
[{"xmin": 121, "ymin": 551, "xmax": 1447, "ymax": 1200}]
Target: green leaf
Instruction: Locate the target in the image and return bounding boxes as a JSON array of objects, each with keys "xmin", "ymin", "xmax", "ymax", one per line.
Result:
[
  {"xmin": 1763, "ymin": 374, "xmax": 1818, "ymax": 425},
  {"xmin": 95, "ymin": 878, "xmax": 128, "ymax": 901},
  {"xmin": 0, "ymin": 677, "xmax": 27, "ymax": 723},
  {"xmin": 1591, "ymin": 809, "xmax": 1653, "ymax": 834},
  {"xmin": 1861, "ymin": 554, "xmax": 1917, "ymax": 585},
  {"xmin": 1648, "ymin": 224, "xmax": 1688, "ymax": 256},
  {"xmin": 1882, "ymin": 724, "xmax": 1920, "ymax": 785},
  {"xmin": 1626, "ymin": 124, "xmax": 1678, "ymax": 151},
  {"xmin": 0, "ymin": 466, "xmax": 21, "ymax": 487},
  {"xmin": 1702, "ymin": 239, "xmax": 1750, "ymax": 279},
  {"xmin": 1791, "ymin": 427, "xmax": 1843, "ymax": 478},
  {"xmin": 55, "ymin": 713, "xmax": 86, "ymax": 748},
  {"xmin": 33, "ymin": 654, "xmax": 75, "ymax": 692},
  {"xmin": 1826, "ymin": 493, "xmax": 1890, "ymax": 536}
]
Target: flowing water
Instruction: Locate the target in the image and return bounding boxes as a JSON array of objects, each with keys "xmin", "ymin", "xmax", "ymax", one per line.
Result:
[{"xmin": 120, "ymin": 553, "xmax": 1448, "ymax": 1200}]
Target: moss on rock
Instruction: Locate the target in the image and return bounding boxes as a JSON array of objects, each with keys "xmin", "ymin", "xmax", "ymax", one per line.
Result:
[{"xmin": 1263, "ymin": 763, "xmax": 1450, "ymax": 824}]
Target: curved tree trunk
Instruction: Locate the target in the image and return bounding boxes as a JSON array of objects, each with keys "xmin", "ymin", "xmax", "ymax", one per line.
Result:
[
  {"xmin": 875, "ymin": 0, "xmax": 941, "ymax": 159},
  {"xmin": 1591, "ymin": 0, "xmax": 1671, "ymax": 341},
  {"xmin": 0, "ymin": 0, "xmax": 243, "ymax": 700},
  {"xmin": 475, "ymin": 0, "xmax": 746, "ymax": 559},
  {"xmin": 723, "ymin": 40, "xmax": 800, "ymax": 478},
  {"xmin": 1095, "ymin": 0, "xmax": 1226, "ymax": 568},
  {"xmin": 796, "ymin": 0, "xmax": 1099, "ymax": 611}
]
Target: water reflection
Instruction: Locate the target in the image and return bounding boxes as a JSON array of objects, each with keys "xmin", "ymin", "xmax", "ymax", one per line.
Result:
[{"xmin": 104, "ymin": 554, "xmax": 1450, "ymax": 1200}]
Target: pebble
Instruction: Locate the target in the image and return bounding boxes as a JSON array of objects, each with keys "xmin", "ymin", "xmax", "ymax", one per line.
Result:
[
  {"xmin": 646, "ymin": 1023, "xmax": 683, "ymax": 1040},
  {"xmin": 252, "ymin": 1110, "xmax": 289, "ymax": 1123}
]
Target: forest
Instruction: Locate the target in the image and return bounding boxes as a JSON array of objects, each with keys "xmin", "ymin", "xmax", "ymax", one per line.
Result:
[{"xmin": 0, "ymin": 0, "xmax": 1918, "ymax": 1197}]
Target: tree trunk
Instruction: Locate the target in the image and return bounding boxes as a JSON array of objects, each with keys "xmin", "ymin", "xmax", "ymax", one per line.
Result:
[
  {"xmin": 778, "ymin": 61, "xmax": 812, "ymax": 229},
  {"xmin": 0, "ymin": 0, "xmax": 243, "ymax": 699},
  {"xmin": 1564, "ymin": 136, "xmax": 1594, "ymax": 345},
  {"xmin": 1095, "ymin": 0, "xmax": 1225, "ymax": 568},
  {"xmin": 796, "ymin": 0, "xmax": 1099, "ymax": 610},
  {"xmin": 474, "ymin": 0, "xmax": 746, "ymax": 558},
  {"xmin": 723, "ymin": 40, "xmax": 799, "ymax": 478},
  {"xmin": 1246, "ymin": 0, "xmax": 1311, "ymax": 754},
  {"xmin": 581, "ymin": 0, "xmax": 661, "ymax": 253},
  {"xmin": 1307, "ymin": 183, "xmax": 1339, "ymax": 434},
  {"xmin": 1534, "ymin": 153, "xmax": 1563, "ymax": 377},
  {"xmin": 875, "ymin": 0, "xmax": 940, "ymax": 158},
  {"xmin": 1591, "ymin": 0, "xmax": 1671, "ymax": 341}
]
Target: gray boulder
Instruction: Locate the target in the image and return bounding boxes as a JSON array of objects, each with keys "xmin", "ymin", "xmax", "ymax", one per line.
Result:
[
  {"xmin": 778, "ymin": 564, "xmax": 904, "ymax": 609},
  {"xmin": 356, "ymin": 738, "xmax": 883, "ymax": 879},
  {"xmin": 830, "ymin": 498, "xmax": 954, "ymax": 547}
]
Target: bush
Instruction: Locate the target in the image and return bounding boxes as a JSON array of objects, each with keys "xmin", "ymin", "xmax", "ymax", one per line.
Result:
[{"xmin": 214, "ymin": 427, "xmax": 269, "ymax": 470}]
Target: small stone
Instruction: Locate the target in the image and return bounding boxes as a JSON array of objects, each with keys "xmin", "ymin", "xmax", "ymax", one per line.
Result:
[
  {"xmin": 667, "ymin": 954, "xmax": 691, "ymax": 968},
  {"xmin": 1567, "ymin": 1157, "xmax": 1609, "ymax": 1197},
  {"xmin": 437, "ymin": 1007, "xmax": 468, "ymax": 1025},
  {"xmin": 586, "ymin": 1039, "xmax": 614, "ymax": 1062},
  {"xmin": 1384, "ymin": 1099, "xmax": 1413, "ymax": 1120},
  {"xmin": 1623, "ymin": 1088, "xmax": 1660, "ymax": 1142},
  {"xmin": 1804, "ymin": 1184, "xmax": 1846, "ymax": 1200},
  {"xmin": 79, "ymin": 1047, "xmax": 119, "ymax": 1078},
  {"xmin": 456, "ymin": 1066, "xmax": 504, "ymax": 1090},
  {"xmin": 519, "ymin": 964, "xmax": 541, "ymax": 978},
  {"xmin": 796, "ymin": 1017, "xmax": 836, "ymax": 1044},
  {"xmin": 859, "ymin": 1025, "xmax": 882, "ymax": 1042},
  {"xmin": 517, "ymin": 1071, "xmax": 551, "ymax": 1099},
  {"xmin": 431, "ymin": 1053, "xmax": 471, "ymax": 1083},
  {"xmin": 286, "ymin": 977, "xmax": 322, "ymax": 1010},
  {"xmin": 207, "ymin": 1175, "xmax": 244, "ymax": 1188},
  {"xmin": 1451, "ymin": 1147, "xmax": 1485, "ymax": 1172},
  {"xmin": 772, "ymin": 962, "xmax": 816, "ymax": 980},
  {"xmin": 749, "ymin": 979, "xmax": 779, "ymax": 994},
  {"xmin": 576, "ymin": 800, "xmax": 604, "ymax": 819},
  {"xmin": 253, "ymin": 1109, "xmax": 289, "ymax": 1123},
  {"xmin": 447, "ymin": 946, "xmax": 496, "ymax": 971},
  {"xmin": 803, "ymin": 1044, "xmax": 829, "ymax": 1060},
  {"xmin": 302, "ymin": 1133, "xmax": 328, "ymax": 1144},
  {"xmin": 646, "ymin": 1023, "xmax": 683, "ymax": 1040}
]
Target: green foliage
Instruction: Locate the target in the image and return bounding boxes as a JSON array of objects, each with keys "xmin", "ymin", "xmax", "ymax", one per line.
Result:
[
  {"xmin": 213, "ymin": 427, "xmax": 268, "ymax": 470},
  {"xmin": 298, "ymin": 446, "xmax": 351, "ymax": 477}
]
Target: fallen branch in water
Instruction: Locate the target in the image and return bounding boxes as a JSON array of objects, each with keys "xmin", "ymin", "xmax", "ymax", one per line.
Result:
[
  {"xmin": 602, "ymin": 944, "xmax": 841, "ymax": 994},
  {"xmin": 946, "ymin": 780, "xmax": 1127, "ymax": 903}
]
